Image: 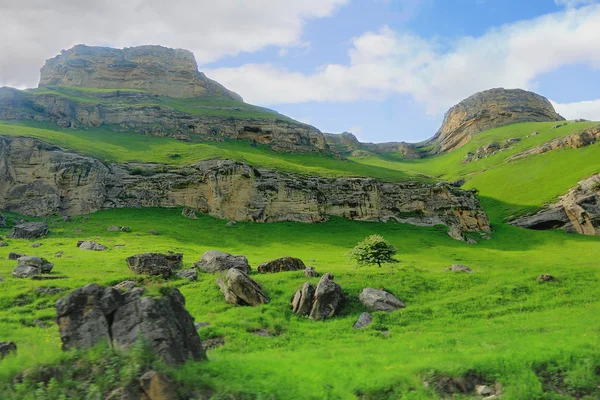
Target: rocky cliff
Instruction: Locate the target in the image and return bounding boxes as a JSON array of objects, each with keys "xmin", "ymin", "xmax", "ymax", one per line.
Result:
[
  {"xmin": 425, "ymin": 88, "xmax": 564, "ymax": 154},
  {"xmin": 0, "ymin": 136, "xmax": 490, "ymax": 240},
  {"xmin": 323, "ymin": 132, "xmax": 421, "ymax": 159},
  {"xmin": 39, "ymin": 45, "xmax": 242, "ymax": 101},
  {"xmin": 510, "ymin": 174, "xmax": 600, "ymax": 235}
]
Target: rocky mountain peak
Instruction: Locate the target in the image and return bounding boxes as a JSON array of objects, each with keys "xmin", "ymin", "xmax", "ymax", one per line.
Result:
[
  {"xmin": 39, "ymin": 44, "xmax": 242, "ymax": 100},
  {"xmin": 427, "ymin": 88, "xmax": 564, "ymax": 154}
]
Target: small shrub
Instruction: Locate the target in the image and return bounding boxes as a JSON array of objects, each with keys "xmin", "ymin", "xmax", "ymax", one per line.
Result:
[{"xmin": 347, "ymin": 234, "xmax": 398, "ymax": 268}]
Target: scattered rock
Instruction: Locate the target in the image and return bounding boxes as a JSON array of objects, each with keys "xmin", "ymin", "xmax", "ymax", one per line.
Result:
[
  {"xmin": 62, "ymin": 216, "xmax": 71, "ymax": 223},
  {"xmin": 30, "ymin": 275, "xmax": 67, "ymax": 280},
  {"xmin": 257, "ymin": 257, "xmax": 305, "ymax": 273},
  {"xmin": 31, "ymin": 243, "xmax": 41, "ymax": 248},
  {"xmin": 217, "ymin": 268, "xmax": 269, "ymax": 306},
  {"xmin": 304, "ymin": 266, "xmax": 320, "ymax": 278},
  {"xmin": 8, "ymin": 222, "xmax": 49, "ymax": 239},
  {"xmin": 0, "ymin": 341, "xmax": 17, "ymax": 359},
  {"xmin": 13, "ymin": 256, "xmax": 54, "ymax": 278},
  {"xmin": 56, "ymin": 284, "xmax": 206, "ymax": 365},
  {"xmin": 8, "ymin": 252, "xmax": 26, "ymax": 260},
  {"xmin": 0, "ymin": 241, "xmax": 7, "ymax": 247},
  {"xmin": 120, "ymin": 226, "xmax": 131, "ymax": 232},
  {"xmin": 37, "ymin": 287, "xmax": 66, "ymax": 296},
  {"xmin": 182, "ymin": 208, "xmax": 198, "ymax": 219},
  {"xmin": 201, "ymin": 337, "xmax": 225, "ymax": 351},
  {"xmin": 114, "ymin": 245, "xmax": 125, "ymax": 249},
  {"xmin": 527, "ymin": 130, "xmax": 540, "ymax": 137},
  {"xmin": 126, "ymin": 253, "xmax": 183, "ymax": 278},
  {"xmin": 176, "ymin": 269, "xmax": 198, "ymax": 281},
  {"xmin": 291, "ymin": 282, "xmax": 316, "ymax": 316},
  {"xmin": 537, "ymin": 274, "xmax": 556, "ymax": 282},
  {"xmin": 107, "ymin": 225, "xmax": 120, "ymax": 231},
  {"xmin": 114, "ymin": 280, "xmax": 137, "ymax": 291},
  {"xmin": 252, "ymin": 329, "xmax": 271, "ymax": 337},
  {"xmin": 55, "ymin": 251, "xmax": 63, "ymax": 258},
  {"xmin": 226, "ymin": 220, "xmax": 236, "ymax": 227},
  {"xmin": 194, "ymin": 322, "xmax": 210, "ymax": 330},
  {"xmin": 359, "ymin": 288, "xmax": 406, "ymax": 312},
  {"xmin": 444, "ymin": 264, "xmax": 473, "ymax": 273},
  {"xmin": 552, "ymin": 123, "xmax": 567, "ymax": 129},
  {"xmin": 149, "ymin": 230, "xmax": 159, "ymax": 235},
  {"xmin": 425, "ymin": 372, "xmax": 488, "ymax": 396},
  {"xmin": 476, "ymin": 385, "xmax": 495, "ymax": 396},
  {"xmin": 195, "ymin": 250, "xmax": 250, "ymax": 274},
  {"xmin": 78, "ymin": 240, "xmax": 108, "ymax": 251},
  {"xmin": 139, "ymin": 370, "xmax": 179, "ymax": 400},
  {"xmin": 309, "ymin": 273, "xmax": 342, "ymax": 320},
  {"xmin": 353, "ymin": 312, "xmax": 373, "ymax": 329}
]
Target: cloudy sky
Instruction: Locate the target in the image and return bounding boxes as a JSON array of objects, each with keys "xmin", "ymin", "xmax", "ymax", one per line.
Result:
[{"xmin": 1, "ymin": 0, "xmax": 600, "ymax": 142}]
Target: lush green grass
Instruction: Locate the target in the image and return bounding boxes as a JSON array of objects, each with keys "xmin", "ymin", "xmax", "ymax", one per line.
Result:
[{"xmin": 1, "ymin": 208, "xmax": 599, "ymax": 399}]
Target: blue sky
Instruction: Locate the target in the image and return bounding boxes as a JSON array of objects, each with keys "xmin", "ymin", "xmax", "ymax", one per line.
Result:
[{"xmin": 2, "ymin": 0, "xmax": 600, "ymax": 143}]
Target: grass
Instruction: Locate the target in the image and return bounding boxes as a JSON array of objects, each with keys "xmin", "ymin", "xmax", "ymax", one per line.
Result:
[{"xmin": 0, "ymin": 208, "xmax": 599, "ymax": 399}]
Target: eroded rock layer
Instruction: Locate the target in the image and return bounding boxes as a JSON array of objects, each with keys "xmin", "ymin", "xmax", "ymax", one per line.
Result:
[{"xmin": 0, "ymin": 136, "xmax": 490, "ymax": 237}]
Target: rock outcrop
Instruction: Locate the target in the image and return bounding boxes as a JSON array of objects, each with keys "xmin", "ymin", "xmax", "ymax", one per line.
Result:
[
  {"xmin": 8, "ymin": 222, "xmax": 48, "ymax": 239},
  {"xmin": 510, "ymin": 174, "xmax": 600, "ymax": 235},
  {"xmin": 126, "ymin": 253, "xmax": 183, "ymax": 278},
  {"xmin": 426, "ymin": 88, "xmax": 564, "ymax": 154},
  {"xmin": 323, "ymin": 132, "xmax": 421, "ymax": 159},
  {"xmin": 39, "ymin": 45, "xmax": 241, "ymax": 101},
  {"xmin": 217, "ymin": 268, "xmax": 269, "ymax": 306},
  {"xmin": 358, "ymin": 288, "xmax": 406, "ymax": 312},
  {"xmin": 0, "ymin": 136, "xmax": 491, "ymax": 239},
  {"xmin": 195, "ymin": 250, "xmax": 250, "ymax": 274},
  {"xmin": 257, "ymin": 257, "xmax": 305, "ymax": 273},
  {"xmin": 56, "ymin": 284, "xmax": 206, "ymax": 365}
]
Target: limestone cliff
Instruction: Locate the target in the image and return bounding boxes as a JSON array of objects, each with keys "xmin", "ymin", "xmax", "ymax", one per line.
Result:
[
  {"xmin": 323, "ymin": 132, "xmax": 421, "ymax": 159},
  {"xmin": 510, "ymin": 174, "xmax": 600, "ymax": 236},
  {"xmin": 425, "ymin": 88, "xmax": 564, "ymax": 154},
  {"xmin": 0, "ymin": 136, "xmax": 490, "ymax": 240},
  {"xmin": 39, "ymin": 45, "xmax": 242, "ymax": 100}
]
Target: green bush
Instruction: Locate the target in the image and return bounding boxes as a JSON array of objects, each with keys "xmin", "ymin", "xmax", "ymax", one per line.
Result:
[{"xmin": 347, "ymin": 234, "xmax": 398, "ymax": 267}]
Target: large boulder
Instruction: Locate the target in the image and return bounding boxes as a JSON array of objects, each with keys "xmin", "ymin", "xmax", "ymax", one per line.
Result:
[
  {"xmin": 8, "ymin": 222, "xmax": 48, "ymax": 239},
  {"xmin": 126, "ymin": 253, "xmax": 183, "ymax": 278},
  {"xmin": 309, "ymin": 273, "xmax": 343, "ymax": 320},
  {"xmin": 291, "ymin": 282, "xmax": 315, "ymax": 316},
  {"xmin": 12, "ymin": 256, "xmax": 54, "ymax": 278},
  {"xmin": 56, "ymin": 284, "xmax": 206, "ymax": 365},
  {"xmin": 78, "ymin": 240, "xmax": 107, "ymax": 251},
  {"xmin": 359, "ymin": 288, "xmax": 406, "ymax": 312},
  {"xmin": 257, "ymin": 257, "xmax": 305, "ymax": 274},
  {"xmin": 0, "ymin": 341, "xmax": 16, "ymax": 359},
  {"xmin": 195, "ymin": 250, "xmax": 250, "ymax": 274},
  {"xmin": 217, "ymin": 268, "xmax": 269, "ymax": 306}
]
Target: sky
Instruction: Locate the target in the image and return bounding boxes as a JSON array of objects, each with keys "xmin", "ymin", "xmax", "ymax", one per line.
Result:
[{"xmin": 1, "ymin": 0, "xmax": 600, "ymax": 143}]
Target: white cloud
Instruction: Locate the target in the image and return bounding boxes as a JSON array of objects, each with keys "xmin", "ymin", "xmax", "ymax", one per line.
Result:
[
  {"xmin": 0, "ymin": 0, "xmax": 348, "ymax": 88},
  {"xmin": 555, "ymin": 0, "xmax": 597, "ymax": 8},
  {"xmin": 552, "ymin": 99, "xmax": 600, "ymax": 120},
  {"xmin": 207, "ymin": 5, "xmax": 600, "ymax": 114}
]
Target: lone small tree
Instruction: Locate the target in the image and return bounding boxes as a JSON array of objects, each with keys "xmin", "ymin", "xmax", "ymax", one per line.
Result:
[{"xmin": 348, "ymin": 234, "xmax": 397, "ymax": 267}]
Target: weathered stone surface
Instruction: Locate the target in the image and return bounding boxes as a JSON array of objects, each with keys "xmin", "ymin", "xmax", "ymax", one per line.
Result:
[
  {"xmin": 0, "ymin": 341, "xmax": 17, "ymax": 359},
  {"xmin": 304, "ymin": 266, "xmax": 320, "ymax": 278},
  {"xmin": 114, "ymin": 280, "xmax": 137, "ymax": 291},
  {"xmin": 353, "ymin": 312, "xmax": 373, "ymax": 329},
  {"xmin": 8, "ymin": 222, "xmax": 48, "ymax": 239},
  {"xmin": 56, "ymin": 284, "xmax": 206, "ymax": 365},
  {"xmin": 425, "ymin": 88, "xmax": 564, "ymax": 154},
  {"xmin": 78, "ymin": 240, "xmax": 107, "ymax": 251},
  {"xmin": 217, "ymin": 268, "xmax": 269, "ymax": 306},
  {"xmin": 201, "ymin": 337, "xmax": 225, "ymax": 351},
  {"xmin": 181, "ymin": 208, "xmax": 198, "ymax": 219},
  {"xmin": 13, "ymin": 256, "xmax": 54, "ymax": 278},
  {"xmin": 359, "ymin": 288, "xmax": 406, "ymax": 312},
  {"xmin": 8, "ymin": 252, "xmax": 26, "ymax": 260},
  {"xmin": 537, "ymin": 274, "xmax": 556, "ymax": 282},
  {"xmin": 291, "ymin": 282, "xmax": 315, "ymax": 316},
  {"xmin": 0, "ymin": 136, "xmax": 490, "ymax": 239},
  {"xmin": 40, "ymin": 45, "xmax": 241, "ymax": 101},
  {"xmin": 126, "ymin": 253, "xmax": 183, "ymax": 278},
  {"xmin": 195, "ymin": 250, "xmax": 250, "ymax": 274},
  {"xmin": 257, "ymin": 257, "xmax": 305, "ymax": 273},
  {"xmin": 511, "ymin": 174, "xmax": 600, "ymax": 236},
  {"xmin": 309, "ymin": 273, "xmax": 342, "ymax": 321},
  {"xmin": 444, "ymin": 264, "xmax": 473, "ymax": 273},
  {"xmin": 139, "ymin": 370, "xmax": 179, "ymax": 400},
  {"xmin": 176, "ymin": 269, "xmax": 198, "ymax": 281}
]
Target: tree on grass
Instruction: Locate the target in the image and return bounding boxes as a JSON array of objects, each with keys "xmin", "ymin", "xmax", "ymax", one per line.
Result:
[{"xmin": 348, "ymin": 234, "xmax": 398, "ymax": 267}]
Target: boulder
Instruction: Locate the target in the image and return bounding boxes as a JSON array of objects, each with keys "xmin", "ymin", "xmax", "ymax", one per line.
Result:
[
  {"xmin": 195, "ymin": 250, "xmax": 250, "ymax": 274},
  {"xmin": 304, "ymin": 266, "xmax": 320, "ymax": 278},
  {"xmin": 359, "ymin": 288, "xmax": 406, "ymax": 312},
  {"xmin": 139, "ymin": 371, "xmax": 178, "ymax": 400},
  {"xmin": 291, "ymin": 282, "xmax": 315, "ymax": 316},
  {"xmin": 0, "ymin": 341, "xmax": 17, "ymax": 359},
  {"xmin": 78, "ymin": 240, "xmax": 108, "ymax": 251},
  {"xmin": 309, "ymin": 273, "xmax": 342, "ymax": 321},
  {"xmin": 55, "ymin": 251, "xmax": 63, "ymax": 258},
  {"xmin": 0, "ymin": 241, "xmax": 7, "ymax": 247},
  {"xmin": 8, "ymin": 222, "xmax": 48, "ymax": 239},
  {"xmin": 353, "ymin": 312, "xmax": 373, "ymax": 329},
  {"xmin": 31, "ymin": 243, "xmax": 42, "ymax": 248},
  {"xmin": 114, "ymin": 280, "xmax": 137, "ymax": 291},
  {"xmin": 13, "ymin": 256, "xmax": 54, "ymax": 278},
  {"xmin": 226, "ymin": 220, "xmax": 236, "ymax": 227},
  {"xmin": 444, "ymin": 264, "xmax": 473, "ymax": 273},
  {"xmin": 182, "ymin": 208, "xmax": 197, "ymax": 219},
  {"xmin": 107, "ymin": 225, "xmax": 120, "ymax": 231},
  {"xmin": 56, "ymin": 284, "xmax": 206, "ymax": 365},
  {"xmin": 126, "ymin": 253, "xmax": 183, "ymax": 278},
  {"xmin": 217, "ymin": 268, "xmax": 269, "ymax": 306},
  {"xmin": 8, "ymin": 252, "xmax": 26, "ymax": 260},
  {"xmin": 537, "ymin": 274, "xmax": 556, "ymax": 282},
  {"xmin": 257, "ymin": 257, "xmax": 305, "ymax": 273},
  {"xmin": 176, "ymin": 269, "xmax": 198, "ymax": 281}
]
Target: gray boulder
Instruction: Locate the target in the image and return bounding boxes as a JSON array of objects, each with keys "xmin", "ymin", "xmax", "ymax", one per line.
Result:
[
  {"xmin": 217, "ymin": 268, "xmax": 269, "ymax": 306},
  {"xmin": 0, "ymin": 241, "xmax": 7, "ymax": 247},
  {"xmin": 444, "ymin": 264, "xmax": 473, "ymax": 273},
  {"xmin": 177, "ymin": 269, "xmax": 198, "ymax": 281},
  {"xmin": 126, "ymin": 253, "xmax": 183, "ymax": 278},
  {"xmin": 291, "ymin": 282, "xmax": 315, "ymax": 316},
  {"xmin": 8, "ymin": 252, "xmax": 25, "ymax": 260},
  {"xmin": 537, "ymin": 274, "xmax": 556, "ymax": 282},
  {"xmin": 8, "ymin": 222, "xmax": 49, "ymax": 239},
  {"xmin": 304, "ymin": 266, "xmax": 320, "ymax": 278},
  {"xmin": 309, "ymin": 273, "xmax": 342, "ymax": 320},
  {"xmin": 195, "ymin": 250, "xmax": 250, "ymax": 274},
  {"xmin": 13, "ymin": 256, "xmax": 54, "ymax": 278},
  {"xmin": 353, "ymin": 312, "xmax": 373, "ymax": 329},
  {"xmin": 56, "ymin": 284, "xmax": 206, "ymax": 365},
  {"xmin": 258, "ymin": 257, "xmax": 305, "ymax": 273},
  {"xmin": 78, "ymin": 240, "xmax": 108, "ymax": 251},
  {"xmin": 0, "ymin": 341, "xmax": 16, "ymax": 359},
  {"xmin": 359, "ymin": 288, "xmax": 406, "ymax": 312}
]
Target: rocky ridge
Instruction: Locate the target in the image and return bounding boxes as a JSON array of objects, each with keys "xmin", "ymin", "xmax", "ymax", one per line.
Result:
[{"xmin": 0, "ymin": 136, "xmax": 491, "ymax": 239}]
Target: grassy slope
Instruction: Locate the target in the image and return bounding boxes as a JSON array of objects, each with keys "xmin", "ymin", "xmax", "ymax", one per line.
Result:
[{"xmin": 0, "ymin": 209, "xmax": 599, "ymax": 399}]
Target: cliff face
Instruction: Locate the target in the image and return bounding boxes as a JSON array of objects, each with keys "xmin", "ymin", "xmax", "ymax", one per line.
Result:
[
  {"xmin": 0, "ymin": 136, "xmax": 490, "ymax": 240},
  {"xmin": 426, "ymin": 88, "xmax": 564, "ymax": 154},
  {"xmin": 323, "ymin": 132, "xmax": 421, "ymax": 159},
  {"xmin": 39, "ymin": 45, "xmax": 242, "ymax": 101}
]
